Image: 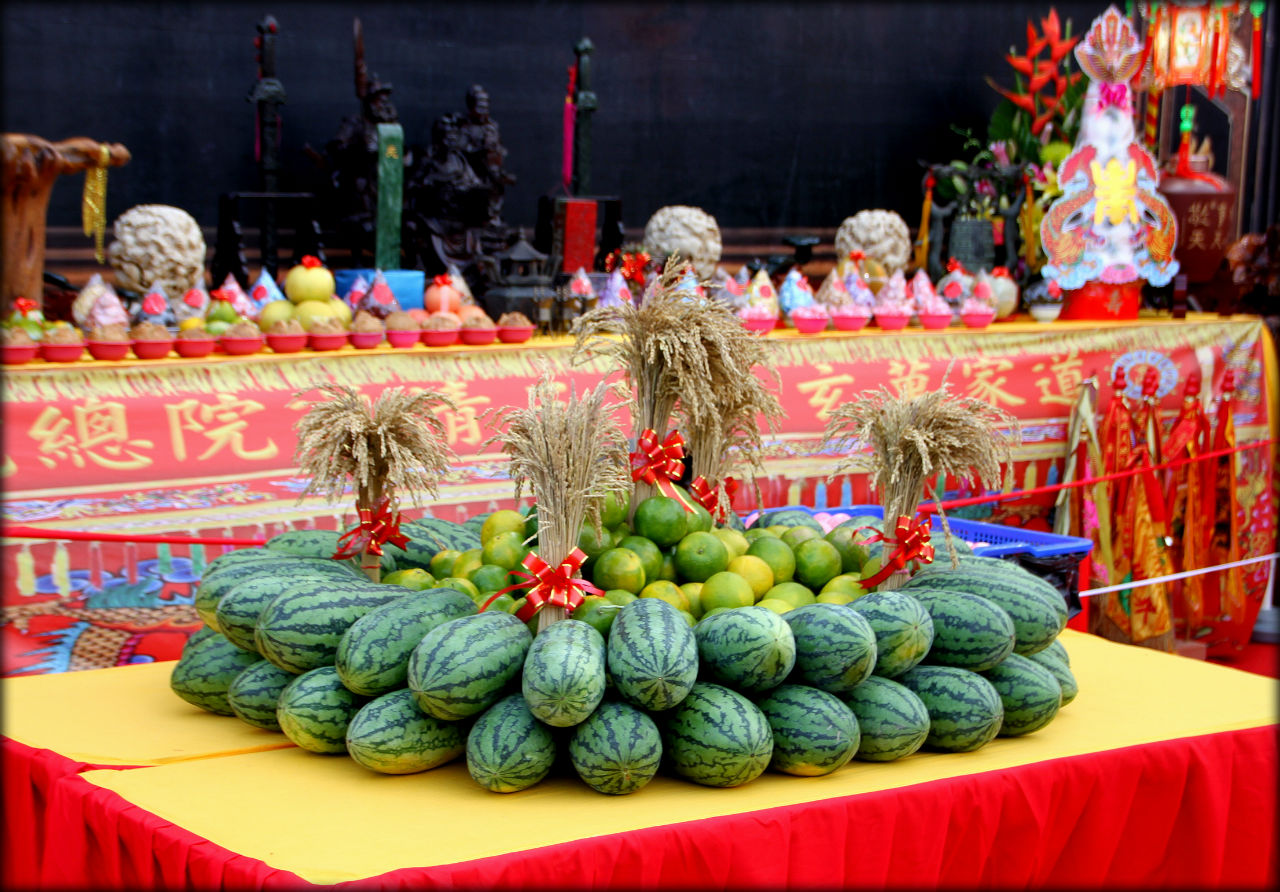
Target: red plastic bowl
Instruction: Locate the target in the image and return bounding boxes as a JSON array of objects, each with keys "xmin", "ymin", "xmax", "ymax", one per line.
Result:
[
  {"xmin": 349, "ymin": 330, "xmax": 384, "ymax": 349},
  {"xmin": 918, "ymin": 312, "xmax": 954, "ymax": 330},
  {"xmin": 87, "ymin": 340, "xmax": 131, "ymax": 360},
  {"xmin": 221, "ymin": 336, "xmax": 265, "ymax": 355},
  {"xmin": 131, "ymin": 338, "xmax": 174, "ymax": 359},
  {"xmin": 39, "ymin": 341, "xmax": 86, "ymax": 362},
  {"xmin": 497, "ymin": 325, "xmax": 535, "ymax": 344},
  {"xmin": 421, "ymin": 328, "xmax": 460, "ymax": 347},
  {"xmin": 459, "ymin": 326, "xmax": 498, "ymax": 346},
  {"xmin": 741, "ymin": 317, "xmax": 775, "ymax": 334},
  {"xmin": 830, "ymin": 313, "xmax": 870, "ymax": 331},
  {"xmin": 386, "ymin": 328, "xmax": 421, "ymax": 348},
  {"xmin": 1, "ymin": 343, "xmax": 39, "ymax": 364},
  {"xmin": 961, "ymin": 311, "xmax": 996, "ymax": 329},
  {"xmin": 265, "ymin": 333, "xmax": 307, "ymax": 354},
  {"xmin": 174, "ymin": 337, "xmax": 217, "ymax": 358},
  {"xmin": 791, "ymin": 315, "xmax": 829, "ymax": 334},
  {"xmin": 309, "ymin": 332, "xmax": 349, "ymax": 352},
  {"xmin": 874, "ymin": 312, "xmax": 911, "ymax": 331}
]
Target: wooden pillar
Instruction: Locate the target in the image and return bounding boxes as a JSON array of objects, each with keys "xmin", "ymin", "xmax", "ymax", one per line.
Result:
[{"xmin": 1, "ymin": 134, "xmax": 130, "ymax": 311}]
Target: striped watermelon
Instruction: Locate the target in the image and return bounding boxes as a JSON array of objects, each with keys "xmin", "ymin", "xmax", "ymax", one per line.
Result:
[
  {"xmin": 750, "ymin": 508, "xmax": 824, "ymax": 532},
  {"xmin": 1043, "ymin": 638, "xmax": 1070, "ymax": 666},
  {"xmin": 662, "ymin": 682, "xmax": 773, "ymax": 787},
  {"xmin": 345, "ymin": 688, "xmax": 467, "ymax": 774},
  {"xmin": 521, "ymin": 619, "xmax": 606, "ymax": 727},
  {"xmin": 185, "ymin": 625, "xmax": 220, "ymax": 651},
  {"xmin": 907, "ymin": 588, "xmax": 1015, "ymax": 672},
  {"xmin": 216, "ymin": 575, "xmax": 330, "ymax": 654},
  {"xmin": 849, "ymin": 591, "xmax": 934, "ymax": 678},
  {"xmin": 783, "ymin": 603, "xmax": 878, "ymax": 694},
  {"xmin": 254, "ymin": 581, "xmax": 404, "ymax": 675},
  {"xmin": 694, "ymin": 606, "xmax": 796, "ymax": 695},
  {"xmin": 755, "ymin": 684, "xmax": 860, "ymax": 776},
  {"xmin": 266, "ymin": 530, "xmax": 342, "ymax": 559},
  {"xmin": 1027, "ymin": 648, "xmax": 1077, "ymax": 706},
  {"xmin": 276, "ymin": 666, "xmax": 368, "ymax": 754},
  {"xmin": 403, "ymin": 517, "xmax": 482, "ymax": 553},
  {"xmin": 568, "ymin": 700, "xmax": 663, "ymax": 795},
  {"xmin": 336, "ymin": 589, "xmax": 478, "ymax": 696},
  {"xmin": 407, "ymin": 611, "xmax": 532, "ymax": 721},
  {"xmin": 170, "ymin": 633, "xmax": 261, "ymax": 715},
  {"xmin": 226, "ymin": 659, "xmax": 295, "ymax": 731},
  {"xmin": 905, "ymin": 557, "xmax": 1066, "ymax": 655},
  {"xmin": 466, "ymin": 694, "xmax": 556, "ymax": 792},
  {"xmin": 194, "ymin": 552, "xmax": 292, "ymax": 630},
  {"xmin": 607, "ymin": 598, "xmax": 698, "ymax": 711},
  {"xmin": 841, "ymin": 675, "xmax": 930, "ymax": 762},
  {"xmin": 899, "ymin": 665, "xmax": 1004, "ymax": 752},
  {"xmin": 984, "ymin": 652, "xmax": 1062, "ymax": 735}
]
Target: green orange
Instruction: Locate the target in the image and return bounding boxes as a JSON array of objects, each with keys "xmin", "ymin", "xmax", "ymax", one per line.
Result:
[
  {"xmin": 438, "ymin": 576, "xmax": 480, "ymax": 599},
  {"xmin": 781, "ymin": 526, "xmax": 821, "ymax": 551},
  {"xmin": 469, "ymin": 564, "xmax": 513, "ymax": 593},
  {"xmin": 824, "ymin": 527, "xmax": 870, "ymax": 574},
  {"xmin": 764, "ymin": 581, "xmax": 817, "ymax": 609},
  {"xmin": 746, "ymin": 536, "xmax": 796, "ymax": 584},
  {"xmin": 727, "ymin": 555, "xmax": 774, "ymax": 600},
  {"xmin": 481, "ymin": 592, "xmax": 517, "ymax": 613},
  {"xmin": 592, "ymin": 547, "xmax": 648, "ymax": 594},
  {"xmin": 450, "ymin": 549, "xmax": 484, "ymax": 582},
  {"xmin": 711, "ymin": 528, "xmax": 750, "ymax": 560},
  {"xmin": 603, "ymin": 588, "xmax": 638, "ymax": 607},
  {"xmin": 674, "ymin": 531, "xmax": 730, "ymax": 583},
  {"xmin": 618, "ymin": 536, "xmax": 664, "ymax": 585},
  {"xmin": 633, "ymin": 496, "xmax": 688, "ymax": 548},
  {"xmin": 601, "ymin": 489, "xmax": 631, "ymax": 528},
  {"xmin": 816, "ymin": 591, "xmax": 856, "ymax": 605},
  {"xmin": 572, "ymin": 595, "xmax": 621, "ymax": 637},
  {"xmin": 820, "ymin": 573, "xmax": 868, "ymax": 599},
  {"xmin": 381, "ymin": 567, "xmax": 435, "ymax": 590},
  {"xmin": 755, "ymin": 598, "xmax": 795, "ymax": 615},
  {"xmin": 684, "ymin": 499, "xmax": 714, "ymax": 534},
  {"xmin": 700, "ymin": 571, "xmax": 755, "ymax": 612},
  {"xmin": 680, "ymin": 582, "xmax": 705, "ymax": 618},
  {"xmin": 658, "ymin": 552, "xmax": 678, "ymax": 582},
  {"xmin": 577, "ymin": 520, "xmax": 614, "ymax": 559},
  {"xmin": 429, "ymin": 549, "xmax": 461, "ymax": 579},
  {"xmin": 794, "ymin": 538, "xmax": 843, "ymax": 590},
  {"xmin": 480, "ymin": 509, "xmax": 527, "ymax": 544},
  {"xmin": 743, "ymin": 528, "xmax": 777, "ymax": 544},
  {"xmin": 639, "ymin": 580, "xmax": 689, "ymax": 613},
  {"xmin": 481, "ymin": 530, "xmax": 529, "ymax": 571}
]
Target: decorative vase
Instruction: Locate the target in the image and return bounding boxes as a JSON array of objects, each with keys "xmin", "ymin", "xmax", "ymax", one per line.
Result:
[{"xmin": 1028, "ymin": 303, "xmax": 1063, "ymax": 323}]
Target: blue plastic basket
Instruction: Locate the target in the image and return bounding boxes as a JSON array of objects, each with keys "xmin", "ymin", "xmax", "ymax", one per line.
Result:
[{"xmin": 752, "ymin": 504, "xmax": 1094, "ymax": 560}]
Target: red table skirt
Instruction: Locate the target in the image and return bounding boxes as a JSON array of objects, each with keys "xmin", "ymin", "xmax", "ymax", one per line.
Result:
[{"xmin": 19, "ymin": 725, "xmax": 1277, "ymax": 890}]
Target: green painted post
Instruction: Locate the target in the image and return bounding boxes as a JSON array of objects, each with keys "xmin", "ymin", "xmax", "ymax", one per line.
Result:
[{"xmin": 375, "ymin": 122, "xmax": 404, "ymax": 271}]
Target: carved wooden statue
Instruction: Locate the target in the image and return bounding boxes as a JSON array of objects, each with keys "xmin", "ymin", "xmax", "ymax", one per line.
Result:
[{"xmin": 2, "ymin": 134, "xmax": 130, "ymax": 310}]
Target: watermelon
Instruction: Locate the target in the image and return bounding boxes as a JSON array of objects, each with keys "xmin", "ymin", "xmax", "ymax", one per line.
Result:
[
  {"xmin": 403, "ymin": 517, "xmax": 482, "ymax": 554},
  {"xmin": 465, "ymin": 694, "xmax": 556, "ymax": 792},
  {"xmin": 841, "ymin": 676, "xmax": 931, "ymax": 762},
  {"xmin": 407, "ymin": 611, "xmax": 532, "ymax": 721},
  {"xmin": 662, "ymin": 682, "xmax": 774, "ymax": 787},
  {"xmin": 907, "ymin": 588, "xmax": 1015, "ymax": 672},
  {"xmin": 849, "ymin": 591, "xmax": 934, "ymax": 678},
  {"xmin": 170, "ymin": 633, "xmax": 261, "ymax": 715},
  {"xmin": 336, "ymin": 589, "xmax": 478, "ymax": 696},
  {"xmin": 386, "ymin": 538, "xmax": 447, "ymax": 572},
  {"xmin": 226, "ymin": 659, "xmax": 295, "ymax": 731},
  {"xmin": 185, "ymin": 625, "xmax": 220, "ymax": 651},
  {"xmin": 254, "ymin": 581, "xmax": 404, "ymax": 675},
  {"xmin": 521, "ymin": 619, "xmax": 607, "ymax": 727},
  {"xmin": 755, "ymin": 684, "xmax": 860, "ymax": 776},
  {"xmin": 266, "ymin": 529, "xmax": 343, "ymax": 559},
  {"xmin": 1043, "ymin": 638, "xmax": 1070, "ymax": 666},
  {"xmin": 1027, "ymin": 648, "xmax": 1077, "ymax": 706},
  {"xmin": 694, "ymin": 606, "xmax": 796, "ymax": 695},
  {"xmin": 984, "ymin": 652, "xmax": 1062, "ymax": 735},
  {"xmin": 749, "ymin": 508, "xmax": 823, "ymax": 532},
  {"xmin": 216, "ymin": 575, "xmax": 330, "ymax": 654},
  {"xmin": 194, "ymin": 553, "xmax": 293, "ymax": 630},
  {"xmin": 345, "ymin": 688, "xmax": 467, "ymax": 774},
  {"xmin": 906, "ymin": 556, "xmax": 1067, "ymax": 655},
  {"xmin": 899, "ymin": 665, "xmax": 1004, "ymax": 753},
  {"xmin": 276, "ymin": 666, "xmax": 368, "ymax": 754},
  {"xmin": 783, "ymin": 603, "xmax": 878, "ymax": 694},
  {"xmin": 607, "ymin": 598, "xmax": 698, "ymax": 711},
  {"xmin": 568, "ymin": 700, "xmax": 663, "ymax": 795}
]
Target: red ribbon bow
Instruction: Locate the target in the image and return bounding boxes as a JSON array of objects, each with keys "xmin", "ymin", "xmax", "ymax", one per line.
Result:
[
  {"xmin": 510, "ymin": 548, "xmax": 601, "ymax": 621},
  {"xmin": 631, "ymin": 429, "xmax": 693, "ymax": 509},
  {"xmin": 848, "ymin": 251, "xmax": 866, "ymax": 263},
  {"xmin": 946, "ymin": 258, "xmax": 967, "ymax": 274},
  {"xmin": 13, "ymin": 297, "xmax": 37, "ymax": 316},
  {"xmin": 690, "ymin": 476, "xmax": 739, "ymax": 522},
  {"xmin": 432, "ymin": 274, "xmax": 452, "ymax": 288},
  {"xmin": 856, "ymin": 515, "xmax": 935, "ymax": 588},
  {"xmin": 1097, "ymin": 82, "xmax": 1129, "ymax": 112},
  {"xmin": 331, "ymin": 499, "xmax": 411, "ymax": 560}
]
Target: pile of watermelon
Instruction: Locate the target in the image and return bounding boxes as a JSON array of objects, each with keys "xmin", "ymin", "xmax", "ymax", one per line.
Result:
[{"xmin": 172, "ymin": 507, "xmax": 1078, "ymax": 796}]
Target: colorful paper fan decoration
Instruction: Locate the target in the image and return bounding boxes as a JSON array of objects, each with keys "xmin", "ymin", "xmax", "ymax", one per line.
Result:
[
  {"xmin": 218, "ymin": 273, "xmax": 258, "ymax": 319},
  {"xmin": 909, "ymin": 270, "xmax": 948, "ymax": 315},
  {"xmin": 746, "ymin": 269, "xmax": 780, "ymax": 319},
  {"xmin": 355, "ymin": 271, "xmax": 402, "ymax": 319},
  {"xmin": 569, "ymin": 267, "xmax": 596, "ymax": 300},
  {"xmin": 778, "ymin": 268, "xmax": 816, "ymax": 315},
  {"xmin": 814, "ymin": 267, "xmax": 852, "ymax": 309},
  {"xmin": 875, "ymin": 270, "xmax": 911, "ymax": 314},
  {"xmin": 598, "ymin": 268, "xmax": 631, "ymax": 308},
  {"xmin": 1040, "ymin": 5, "xmax": 1179, "ymax": 292},
  {"xmin": 72, "ymin": 273, "xmax": 128, "ymax": 330},
  {"xmin": 249, "ymin": 269, "xmax": 286, "ymax": 312}
]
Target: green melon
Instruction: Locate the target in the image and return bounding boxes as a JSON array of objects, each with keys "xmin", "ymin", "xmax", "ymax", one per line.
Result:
[
  {"xmin": 1043, "ymin": 638, "xmax": 1070, "ymax": 666},
  {"xmin": 662, "ymin": 682, "xmax": 774, "ymax": 788},
  {"xmin": 907, "ymin": 588, "xmax": 1016, "ymax": 672},
  {"xmin": 983, "ymin": 652, "xmax": 1062, "ymax": 736},
  {"xmin": 345, "ymin": 688, "xmax": 467, "ymax": 774},
  {"xmin": 216, "ymin": 575, "xmax": 331, "ymax": 654},
  {"xmin": 226, "ymin": 659, "xmax": 295, "ymax": 731},
  {"xmin": 265, "ymin": 529, "xmax": 344, "ymax": 559},
  {"xmin": 170, "ymin": 633, "xmax": 261, "ymax": 715},
  {"xmin": 841, "ymin": 675, "xmax": 931, "ymax": 762},
  {"xmin": 465, "ymin": 694, "xmax": 556, "ymax": 792},
  {"xmin": 607, "ymin": 598, "xmax": 699, "ymax": 711},
  {"xmin": 750, "ymin": 508, "xmax": 824, "ymax": 532},
  {"xmin": 568, "ymin": 700, "xmax": 664, "ymax": 795},
  {"xmin": 335, "ymin": 589, "xmax": 478, "ymax": 696},
  {"xmin": 407, "ymin": 611, "xmax": 532, "ymax": 721},
  {"xmin": 783, "ymin": 603, "xmax": 878, "ymax": 694},
  {"xmin": 755, "ymin": 684, "xmax": 860, "ymax": 776},
  {"xmin": 694, "ymin": 606, "xmax": 796, "ymax": 695},
  {"xmin": 849, "ymin": 590, "xmax": 935, "ymax": 678},
  {"xmin": 403, "ymin": 517, "xmax": 482, "ymax": 554},
  {"xmin": 521, "ymin": 619, "xmax": 607, "ymax": 727},
  {"xmin": 1027, "ymin": 648, "xmax": 1078, "ymax": 706},
  {"xmin": 194, "ymin": 553, "xmax": 294, "ymax": 631},
  {"xmin": 899, "ymin": 665, "xmax": 1004, "ymax": 753},
  {"xmin": 253, "ymin": 582, "xmax": 404, "ymax": 675},
  {"xmin": 185, "ymin": 625, "xmax": 220, "ymax": 651},
  {"xmin": 276, "ymin": 665, "xmax": 368, "ymax": 754}
]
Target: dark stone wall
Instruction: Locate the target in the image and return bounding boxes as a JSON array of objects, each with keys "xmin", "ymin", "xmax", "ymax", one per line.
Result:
[{"xmin": 1, "ymin": 1, "xmax": 1120, "ymax": 233}]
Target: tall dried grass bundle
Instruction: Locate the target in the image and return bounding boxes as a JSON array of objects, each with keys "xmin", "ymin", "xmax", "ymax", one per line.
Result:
[
  {"xmin": 483, "ymin": 372, "xmax": 630, "ymax": 629},
  {"xmin": 293, "ymin": 384, "xmax": 456, "ymax": 580},
  {"xmin": 822, "ymin": 384, "xmax": 1019, "ymax": 586}
]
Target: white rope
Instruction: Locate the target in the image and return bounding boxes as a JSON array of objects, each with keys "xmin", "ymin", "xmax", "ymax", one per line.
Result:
[{"xmin": 1078, "ymin": 553, "xmax": 1280, "ymax": 598}]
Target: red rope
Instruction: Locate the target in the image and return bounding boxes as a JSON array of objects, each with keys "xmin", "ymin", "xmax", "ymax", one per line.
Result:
[{"xmin": 0, "ymin": 526, "xmax": 266, "ymax": 546}]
